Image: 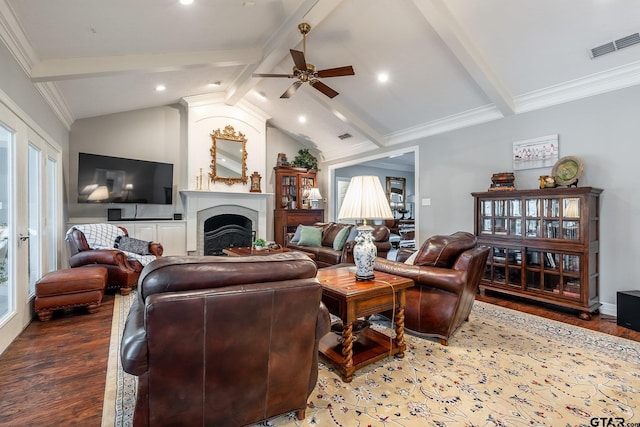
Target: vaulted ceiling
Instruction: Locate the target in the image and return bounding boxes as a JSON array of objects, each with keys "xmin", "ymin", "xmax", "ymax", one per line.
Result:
[{"xmin": 2, "ymin": 0, "xmax": 640, "ymax": 162}]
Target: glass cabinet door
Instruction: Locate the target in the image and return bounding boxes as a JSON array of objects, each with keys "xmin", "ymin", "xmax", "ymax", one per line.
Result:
[{"xmin": 525, "ymin": 199, "xmax": 540, "ymax": 237}]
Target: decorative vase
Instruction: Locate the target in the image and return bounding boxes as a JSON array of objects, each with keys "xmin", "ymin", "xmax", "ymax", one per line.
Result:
[{"xmin": 352, "ymin": 224, "xmax": 376, "ymax": 281}]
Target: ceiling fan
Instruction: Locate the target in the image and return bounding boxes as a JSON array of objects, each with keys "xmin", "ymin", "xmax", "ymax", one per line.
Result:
[{"xmin": 253, "ymin": 22, "xmax": 355, "ymax": 99}]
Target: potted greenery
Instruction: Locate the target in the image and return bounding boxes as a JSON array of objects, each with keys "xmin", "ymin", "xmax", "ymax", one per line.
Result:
[
  {"xmin": 291, "ymin": 148, "xmax": 319, "ymax": 171},
  {"xmin": 253, "ymin": 238, "xmax": 267, "ymax": 250}
]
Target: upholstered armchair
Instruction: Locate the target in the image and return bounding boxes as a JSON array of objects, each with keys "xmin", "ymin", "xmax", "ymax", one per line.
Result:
[
  {"xmin": 66, "ymin": 224, "xmax": 163, "ymax": 295},
  {"xmin": 373, "ymin": 231, "xmax": 490, "ymax": 345},
  {"xmin": 120, "ymin": 252, "xmax": 331, "ymax": 427}
]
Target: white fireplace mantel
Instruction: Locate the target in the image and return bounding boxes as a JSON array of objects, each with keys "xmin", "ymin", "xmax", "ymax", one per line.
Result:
[{"xmin": 180, "ymin": 190, "xmax": 273, "ymax": 253}]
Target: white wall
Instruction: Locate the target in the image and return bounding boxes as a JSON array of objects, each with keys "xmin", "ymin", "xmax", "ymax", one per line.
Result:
[
  {"xmin": 69, "ymin": 104, "xmax": 311, "ymax": 242},
  {"xmin": 69, "ymin": 105, "xmax": 183, "ymax": 220},
  {"xmin": 325, "ymin": 85, "xmax": 640, "ymax": 312}
]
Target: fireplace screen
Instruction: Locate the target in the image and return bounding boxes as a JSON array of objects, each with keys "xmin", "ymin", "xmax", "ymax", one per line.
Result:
[{"xmin": 203, "ymin": 214, "xmax": 254, "ymax": 255}]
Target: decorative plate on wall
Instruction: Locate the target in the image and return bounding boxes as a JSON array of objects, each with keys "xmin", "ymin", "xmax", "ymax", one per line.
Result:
[{"xmin": 552, "ymin": 156, "xmax": 584, "ymax": 186}]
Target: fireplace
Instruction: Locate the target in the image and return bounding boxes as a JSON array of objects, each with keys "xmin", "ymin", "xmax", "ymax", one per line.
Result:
[
  {"xmin": 181, "ymin": 190, "xmax": 271, "ymax": 255},
  {"xmin": 203, "ymin": 214, "xmax": 254, "ymax": 255}
]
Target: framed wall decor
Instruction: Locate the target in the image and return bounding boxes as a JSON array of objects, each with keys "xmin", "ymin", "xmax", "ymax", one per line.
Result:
[{"xmin": 512, "ymin": 134, "xmax": 559, "ymax": 170}]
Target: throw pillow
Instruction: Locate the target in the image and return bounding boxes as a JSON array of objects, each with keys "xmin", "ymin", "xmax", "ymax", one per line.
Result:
[
  {"xmin": 332, "ymin": 226, "xmax": 351, "ymax": 251},
  {"xmin": 346, "ymin": 225, "xmax": 359, "ymax": 243},
  {"xmin": 290, "ymin": 224, "xmax": 303, "ymax": 243},
  {"xmin": 404, "ymin": 251, "xmax": 418, "ymax": 265},
  {"xmin": 297, "ymin": 225, "xmax": 322, "ymax": 247},
  {"xmin": 114, "ymin": 235, "xmax": 152, "ymax": 255}
]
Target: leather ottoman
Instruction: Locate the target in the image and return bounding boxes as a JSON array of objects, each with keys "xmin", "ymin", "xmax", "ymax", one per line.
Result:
[{"xmin": 35, "ymin": 266, "xmax": 108, "ymax": 321}]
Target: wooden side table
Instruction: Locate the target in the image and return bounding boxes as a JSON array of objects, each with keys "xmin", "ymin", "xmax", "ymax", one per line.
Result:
[{"xmin": 316, "ymin": 266, "xmax": 414, "ymax": 382}]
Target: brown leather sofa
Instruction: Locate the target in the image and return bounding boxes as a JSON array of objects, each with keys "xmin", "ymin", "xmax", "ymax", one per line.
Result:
[
  {"xmin": 120, "ymin": 252, "xmax": 331, "ymax": 427},
  {"xmin": 373, "ymin": 231, "xmax": 490, "ymax": 345},
  {"xmin": 286, "ymin": 222, "xmax": 391, "ymax": 268},
  {"xmin": 66, "ymin": 225, "xmax": 163, "ymax": 295}
]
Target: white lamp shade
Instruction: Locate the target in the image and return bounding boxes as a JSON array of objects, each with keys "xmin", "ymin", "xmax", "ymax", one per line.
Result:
[
  {"xmin": 338, "ymin": 176, "xmax": 393, "ymax": 221},
  {"xmin": 308, "ymin": 187, "xmax": 323, "ymax": 200}
]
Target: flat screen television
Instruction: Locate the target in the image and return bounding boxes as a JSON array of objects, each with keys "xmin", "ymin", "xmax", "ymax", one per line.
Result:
[{"xmin": 77, "ymin": 152, "xmax": 174, "ymax": 204}]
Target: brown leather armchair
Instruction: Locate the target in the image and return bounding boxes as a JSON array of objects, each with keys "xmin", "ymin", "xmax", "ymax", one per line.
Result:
[
  {"xmin": 374, "ymin": 231, "xmax": 490, "ymax": 345},
  {"xmin": 66, "ymin": 225, "xmax": 163, "ymax": 295},
  {"xmin": 120, "ymin": 252, "xmax": 331, "ymax": 427}
]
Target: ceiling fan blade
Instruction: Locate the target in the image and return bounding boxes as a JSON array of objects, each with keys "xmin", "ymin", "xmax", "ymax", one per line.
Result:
[
  {"xmin": 281, "ymin": 80, "xmax": 303, "ymax": 98},
  {"xmin": 290, "ymin": 49, "xmax": 307, "ymax": 71},
  {"xmin": 310, "ymin": 80, "xmax": 339, "ymax": 98},
  {"xmin": 316, "ymin": 66, "xmax": 355, "ymax": 78},
  {"xmin": 252, "ymin": 73, "xmax": 293, "ymax": 78}
]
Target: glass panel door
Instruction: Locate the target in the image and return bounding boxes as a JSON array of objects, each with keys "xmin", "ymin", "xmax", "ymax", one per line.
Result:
[
  {"xmin": 28, "ymin": 144, "xmax": 41, "ymax": 295},
  {"xmin": 0, "ymin": 124, "xmax": 11, "ymax": 320},
  {"xmin": 46, "ymin": 157, "xmax": 58, "ymax": 273},
  {"xmin": 0, "ymin": 101, "xmax": 62, "ymax": 355}
]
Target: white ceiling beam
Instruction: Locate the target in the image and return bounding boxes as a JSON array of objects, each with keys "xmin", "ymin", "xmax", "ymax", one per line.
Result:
[
  {"xmin": 29, "ymin": 49, "xmax": 262, "ymax": 82},
  {"xmin": 225, "ymin": 0, "xmax": 343, "ymax": 105},
  {"xmin": 411, "ymin": 0, "xmax": 514, "ymax": 115}
]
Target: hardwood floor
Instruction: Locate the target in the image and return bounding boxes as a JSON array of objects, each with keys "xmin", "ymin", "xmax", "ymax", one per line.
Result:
[
  {"xmin": 0, "ymin": 293, "xmax": 115, "ymax": 427},
  {"xmin": 0, "ymin": 291, "xmax": 638, "ymax": 426}
]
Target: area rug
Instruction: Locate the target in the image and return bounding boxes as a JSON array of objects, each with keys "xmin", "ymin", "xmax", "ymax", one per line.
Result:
[{"xmin": 103, "ymin": 292, "xmax": 640, "ymax": 426}]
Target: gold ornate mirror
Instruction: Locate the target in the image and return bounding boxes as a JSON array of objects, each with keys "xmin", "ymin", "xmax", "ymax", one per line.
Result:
[
  {"xmin": 209, "ymin": 125, "xmax": 248, "ymax": 185},
  {"xmin": 386, "ymin": 176, "xmax": 406, "ymax": 213}
]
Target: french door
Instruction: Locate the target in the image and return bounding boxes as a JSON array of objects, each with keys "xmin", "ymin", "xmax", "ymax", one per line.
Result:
[{"xmin": 0, "ymin": 100, "xmax": 62, "ymax": 355}]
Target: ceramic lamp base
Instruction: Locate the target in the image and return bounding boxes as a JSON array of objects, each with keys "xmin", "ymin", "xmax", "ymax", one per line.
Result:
[{"xmin": 353, "ymin": 225, "xmax": 377, "ymax": 281}]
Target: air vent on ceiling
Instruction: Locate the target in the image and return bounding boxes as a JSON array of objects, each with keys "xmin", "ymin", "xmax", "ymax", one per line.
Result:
[
  {"xmin": 338, "ymin": 133, "xmax": 352, "ymax": 140},
  {"xmin": 615, "ymin": 33, "xmax": 640, "ymax": 49},
  {"xmin": 590, "ymin": 32, "xmax": 640, "ymax": 59}
]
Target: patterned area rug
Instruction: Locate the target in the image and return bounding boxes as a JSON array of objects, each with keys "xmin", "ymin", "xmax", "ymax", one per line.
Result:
[{"xmin": 103, "ymin": 292, "xmax": 640, "ymax": 426}]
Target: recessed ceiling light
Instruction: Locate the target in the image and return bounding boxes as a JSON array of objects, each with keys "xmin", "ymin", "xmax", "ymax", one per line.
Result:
[
  {"xmin": 208, "ymin": 81, "xmax": 221, "ymax": 88},
  {"xmin": 254, "ymin": 91, "xmax": 267, "ymax": 100},
  {"xmin": 179, "ymin": 0, "xmax": 194, "ymax": 5},
  {"xmin": 155, "ymin": 84, "xmax": 166, "ymax": 92},
  {"xmin": 377, "ymin": 72, "xmax": 389, "ymax": 83},
  {"xmin": 298, "ymin": 115, "xmax": 307, "ymax": 123}
]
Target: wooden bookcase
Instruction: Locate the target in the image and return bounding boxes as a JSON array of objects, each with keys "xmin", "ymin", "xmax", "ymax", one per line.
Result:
[
  {"xmin": 472, "ymin": 187, "xmax": 602, "ymax": 319},
  {"xmin": 273, "ymin": 166, "xmax": 324, "ymax": 246}
]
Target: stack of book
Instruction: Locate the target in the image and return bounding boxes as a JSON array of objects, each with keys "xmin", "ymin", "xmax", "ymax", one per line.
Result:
[{"xmin": 488, "ymin": 172, "xmax": 516, "ymax": 191}]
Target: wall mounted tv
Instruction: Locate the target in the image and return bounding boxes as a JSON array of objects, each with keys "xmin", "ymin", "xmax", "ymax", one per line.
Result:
[{"xmin": 77, "ymin": 153, "xmax": 174, "ymax": 205}]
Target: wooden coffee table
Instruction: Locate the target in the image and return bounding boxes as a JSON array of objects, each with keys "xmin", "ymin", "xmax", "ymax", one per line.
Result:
[{"xmin": 316, "ymin": 266, "xmax": 414, "ymax": 382}]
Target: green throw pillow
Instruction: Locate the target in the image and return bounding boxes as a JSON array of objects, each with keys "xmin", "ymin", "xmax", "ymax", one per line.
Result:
[
  {"xmin": 298, "ymin": 225, "xmax": 322, "ymax": 247},
  {"xmin": 333, "ymin": 226, "xmax": 350, "ymax": 251}
]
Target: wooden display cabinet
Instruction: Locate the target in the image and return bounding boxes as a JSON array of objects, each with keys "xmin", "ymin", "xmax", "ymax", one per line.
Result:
[
  {"xmin": 273, "ymin": 166, "xmax": 324, "ymax": 246},
  {"xmin": 472, "ymin": 187, "xmax": 602, "ymax": 319}
]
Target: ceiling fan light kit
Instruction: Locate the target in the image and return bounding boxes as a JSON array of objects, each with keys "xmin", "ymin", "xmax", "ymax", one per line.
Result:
[{"xmin": 253, "ymin": 22, "xmax": 355, "ymax": 99}]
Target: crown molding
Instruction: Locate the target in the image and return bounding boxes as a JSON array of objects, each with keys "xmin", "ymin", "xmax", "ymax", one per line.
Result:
[
  {"xmin": 35, "ymin": 82, "xmax": 74, "ymax": 129},
  {"xmin": 0, "ymin": 1, "xmax": 73, "ymax": 129},
  {"xmin": 385, "ymin": 105, "xmax": 503, "ymax": 145},
  {"xmin": 0, "ymin": 0, "xmax": 36, "ymax": 74},
  {"xmin": 515, "ymin": 60, "xmax": 640, "ymax": 113}
]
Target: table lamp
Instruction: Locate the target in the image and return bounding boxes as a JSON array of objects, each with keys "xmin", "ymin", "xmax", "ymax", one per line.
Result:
[
  {"xmin": 338, "ymin": 176, "xmax": 393, "ymax": 281},
  {"xmin": 308, "ymin": 187, "xmax": 323, "ymax": 209}
]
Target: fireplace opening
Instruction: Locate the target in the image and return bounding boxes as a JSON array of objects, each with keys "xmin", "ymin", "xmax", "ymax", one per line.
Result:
[{"xmin": 203, "ymin": 214, "xmax": 254, "ymax": 255}]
